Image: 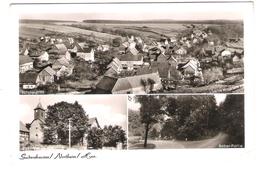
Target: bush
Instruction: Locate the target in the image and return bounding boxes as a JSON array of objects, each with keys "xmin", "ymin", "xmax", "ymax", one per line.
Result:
[
  {"xmin": 87, "ymin": 127, "xmax": 104, "ymax": 149},
  {"xmin": 112, "ymin": 37, "xmax": 122, "ymax": 47}
]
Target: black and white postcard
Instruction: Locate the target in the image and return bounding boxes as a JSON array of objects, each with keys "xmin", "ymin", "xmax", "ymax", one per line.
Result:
[{"xmin": 1, "ymin": 1, "xmax": 258, "ymax": 172}]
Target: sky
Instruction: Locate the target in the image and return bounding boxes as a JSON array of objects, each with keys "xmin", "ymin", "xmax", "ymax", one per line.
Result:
[
  {"xmin": 128, "ymin": 94, "xmax": 227, "ymax": 111},
  {"xmin": 20, "ymin": 95, "xmax": 127, "ymax": 130},
  {"xmin": 16, "ymin": 3, "xmax": 247, "ymax": 21}
]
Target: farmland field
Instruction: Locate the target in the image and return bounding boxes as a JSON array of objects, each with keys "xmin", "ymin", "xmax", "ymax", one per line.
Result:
[{"xmin": 20, "ymin": 23, "xmax": 122, "ymax": 40}]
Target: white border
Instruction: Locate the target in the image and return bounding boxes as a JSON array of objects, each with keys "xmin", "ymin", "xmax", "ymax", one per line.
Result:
[{"xmin": 1, "ymin": 1, "xmax": 259, "ymax": 172}]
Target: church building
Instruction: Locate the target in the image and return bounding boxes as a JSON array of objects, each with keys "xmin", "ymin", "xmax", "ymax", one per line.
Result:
[{"xmin": 29, "ymin": 102, "xmax": 45, "ymax": 144}]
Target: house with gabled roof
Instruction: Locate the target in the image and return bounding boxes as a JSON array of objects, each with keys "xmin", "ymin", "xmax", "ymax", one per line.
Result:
[
  {"xmin": 128, "ymin": 47, "xmax": 139, "ymax": 56},
  {"xmin": 96, "ymin": 71, "xmax": 162, "ymax": 94},
  {"xmin": 75, "ymin": 42, "xmax": 95, "ymax": 61},
  {"xmin": 52, "ymin": 57, "xmax": 74, "ymax": 77},
  {"xmin": 52, "ymin": 43, "xmax": 71, "ymax": 61},
  {"xmin": 36, "ymin": 51, "xmax": 49, "ymax": 62},
  {"xmin": 19, "ymin": 55, "xmax": 34, "ymax": 73},
  {"xmin": 20, "ymin": 121, "xmax": 30, "ymax": 145},
  {"xmin": 97, "ymin": 44, "xmax": 110, "ymax": 52},
  {"xmin": 177, "ymin": 58, "xmax": 202, "ymax": 78},
  {"xmin": 106, "ymin": 57, "xmax": 123, "ymax": 75},
  {"xmin": 36, "ymin": 66, "xmax": 56, "ymax": 85},
  {"xmin": 117, "ymin": 53, "xmax": 143, "ymax": 70},
  {"xmin": 88, "ymin": 117, "xmax": 101, "ymax": 128}
]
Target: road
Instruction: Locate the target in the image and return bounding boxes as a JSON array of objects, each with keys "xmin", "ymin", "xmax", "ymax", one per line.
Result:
[{"xmin": 129, "ymin": 132, "xmax": 228, "ymax": 149}]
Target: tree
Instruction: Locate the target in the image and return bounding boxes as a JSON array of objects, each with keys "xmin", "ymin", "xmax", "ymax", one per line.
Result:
[
  {"xmin": 43, "ymin": 101, "xmax": 89, "ymax": 145},
  {"xmin": 140, "ymin": 79, "xmax": 148, "ymax": 93},
  {"xmin": 112, "ymin": 37, "xmax": 122, "ymax": 47},
  {"xmin": 147, "ymin": 78, "xmax": 155, "ymax": 92},
  {"xmin": 43, "ymin": 123, "xmax": 58, "ymax": 144},
  {"xmin": 136, "ymin": 95, "xmax": 163, "ymax": 147},
  {"xmin": 149, "ymin": 127, "xmax": 160, "ymax": 139},
  {"xmin": 219, "ymin": 95, "xmax": 244, "ymax": 146},
  {"xmin": 164, "ymin": 95, "xmax": 218, "ymax": 140},
  {"xmin": 103, "ymin": 125, "xmax": 127, "ymax": 147},
  {"xmin": 87, "ymin": 127, "xmax": 104, "ymax": 149}
]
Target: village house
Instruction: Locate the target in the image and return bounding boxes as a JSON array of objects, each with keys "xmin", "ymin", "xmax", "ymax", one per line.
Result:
[
  {"xmin": 96, "ymin": 71, "xmax": 162, "ymax": 94},
  {"xmin": 105, "ymin": 57, "xmax": 123, "ymax": 76},
  {"xmin": 36, "ymin": 66, "xmax": 56, "ymax": 85},
  {"xmin": 20, "ymin": 121, "xmax": 30, "ymax": 145},
  {"xmin": 135, "ymin": 37, "xmax": 143, "ymax": 44},
  {"xmin": 20, "ymin": 72, "xmax": 38, "ymax": 90},
  {"xmin": 64, "ymin": 42, "xmax": 78, "ymax": 53},
  {"xmin": 37, "ymin": 51, "xmax": 49, "ymax": 62},
  {"xmin": 148, "ymin": 46, "xmax": 161, "ymax": 56},
  {"xmin": 29, "ymin": 102, "xmax": 46, "ymax": 144},
  {"xmin": 88, "ymin": 117, "xmax": 101, "ymax": 128},
  {"xmin": 175, "ymin": 47, "xmax": 187, "ymax": 55},
  {"xmin": 19, "ymin": 55, "xmax": 34, "ymax": 73},
  {"xmin": 52, "ymin": 57, "xmax": 74, "ymax": 78},
  {"xmin": 19, "ymin": 46, "xmax": 29, "ymax": 56},
  {"xmin": 117, "ymin": 53, "xmax": 144, "ymax": 70},
  {"xmin": 127, "ymin": 46, "xmax": 139, "ymax": 56},
  {"xmin": 221, "ymin": 50, "xmax": 232, "ymax": 57},
  {"xmin": 177, "ymin": 58, "xmax": 203, "ymax": 79},
  {"xmin": 75, "ymin": 42, "xmax": 95, "ymax": 61},
  {"xmin": 97, "ymin": 44, "xmax": 110, "ymax": 52},
  {"xmin": 52, "ymin": 43, "xmax": 71, "ymax": 61},
  {"xmin": 77, "ymin": 48, "xmax": 95, "ymax": 61}
]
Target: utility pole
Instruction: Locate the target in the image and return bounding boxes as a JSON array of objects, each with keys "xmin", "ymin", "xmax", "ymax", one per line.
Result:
[{"xmin": 69, "ymin": 118, "xmax": 72, "ymax": 148}]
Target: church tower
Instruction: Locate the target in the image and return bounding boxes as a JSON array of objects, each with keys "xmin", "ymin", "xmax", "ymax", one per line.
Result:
[{"xmin": 34, "ymin": 102, "xmax": 45, "ymax": 121}]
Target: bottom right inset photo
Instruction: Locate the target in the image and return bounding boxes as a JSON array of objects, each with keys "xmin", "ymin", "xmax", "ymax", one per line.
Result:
[{"xmin": 128, "ymin": 94, "xmax": 244, "ymax": 149}]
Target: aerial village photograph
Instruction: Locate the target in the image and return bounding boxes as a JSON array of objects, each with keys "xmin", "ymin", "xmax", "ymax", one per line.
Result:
[
  {"xmin": 19, "ymin": 95, "xmax": 127, "ymax": 151},
  {"xmin": 19, "ymin": 11, "xmax": 244, "ymax": 94},
  {"xmin": 128, "ymin": 94, "xmax": 244, "ymax": 149}
]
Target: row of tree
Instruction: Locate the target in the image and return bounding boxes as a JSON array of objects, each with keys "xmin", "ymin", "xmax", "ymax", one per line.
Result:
[{"xmin": 135, "ymin": 94, "xmax": 244, "ymax": 147}]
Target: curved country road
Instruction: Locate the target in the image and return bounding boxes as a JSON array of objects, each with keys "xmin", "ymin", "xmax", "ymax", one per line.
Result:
[{"xmin": 129, "ymin": 132, "xmax": 228, "ymax": 149}]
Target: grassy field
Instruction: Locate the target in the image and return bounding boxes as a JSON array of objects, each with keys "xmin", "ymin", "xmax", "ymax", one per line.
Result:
[
  {"xmin": 20, "ymin": 23, "xmax": 121, "ymax": 40},
  {"xmin": 55, "ymin": 21, "xmax": 186, "ymax": 39},
  {"xmin": 19, "ymin": 26, "xmax": 56, "ymax": 38}
]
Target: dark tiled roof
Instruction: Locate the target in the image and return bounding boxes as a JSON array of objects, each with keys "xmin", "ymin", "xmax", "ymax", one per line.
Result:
[
  {"xmin": 118, "ymin": 52, "xmax": 143, "ymax": 61},
  {"xmin": 96, "ymin": 76, "xmax": 118, "ymax": 92},
  {"xmin": 54, "ymin": 44, "xmax": 68, "ymax": 55},
  {"xmin": 112, "ymin": 78, "xmax": 132, "ymax": 92},
  {"xmin": 40, "ymin": 66, "xmax": 56, "ymax": 76},
  {"xmin": 151, "ymin": 62, "xmax": 171, "ymax": 78},
  {"xmin": 52, "ymin": 58, "xmax": 70, "ymax": 69},
  {"xmin": 136, "ymin": 67, "xmax": 157, "ymax": 75},
  {"xmin": 20, "ymin": 121, "xmax": 29, "ymax": 133}
]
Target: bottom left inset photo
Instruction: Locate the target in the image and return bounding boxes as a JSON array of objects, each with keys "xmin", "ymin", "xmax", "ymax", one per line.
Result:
[{"xmin": 19, "ymin": 95, "xmax": 127, "ymax": 151}]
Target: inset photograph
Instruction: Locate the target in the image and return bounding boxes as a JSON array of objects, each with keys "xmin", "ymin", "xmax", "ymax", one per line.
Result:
[
  {"xmin": 128, "ymin": 94, "xmax": 244, "ymax": 149},
  {"xmin": 19, "ymin": 11, "xmax": 243, "ymax": 94},
  {"xmin": 19, "ymin": 95, "xmax": 127, "ymax": 151}
]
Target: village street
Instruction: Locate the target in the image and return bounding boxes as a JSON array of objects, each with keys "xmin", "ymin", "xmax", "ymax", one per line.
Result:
[{"xmin": 129, "ymin": 132, "xmax": 228, "ymax": 149}]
